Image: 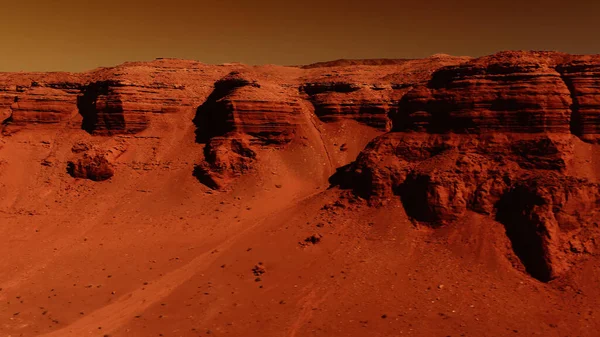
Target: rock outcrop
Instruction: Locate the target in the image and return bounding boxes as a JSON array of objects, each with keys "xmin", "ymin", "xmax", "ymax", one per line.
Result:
[
  {"xmin": 2, "ymin": 59, "xmax": 231, "ymax": 134},
  {"xmin": 77, "ymin": 59, "xmax": 229, "ymax": 134},
  {"xmin": 2, "ymin": 51, "xmax": 600, "ymax": 281},
  {"xmin": 300, "ymin": 81, "xmax": 395, "ymax": 130},
  {"xmin": 345, "ymin": 131, "xmax": 600, "ymax": 281},
  {"xmin": 496, "ymin": 174, "xmax": 600, "ymax": 281},
  {"xmin": 394, "ymin": 52, "xmax": 575, "ymax": 134},
  {"xmin": 340, "ymin": 51, "xmax": 600, "ymax": 281},
  {"xmin": 0, "ymin": 74, "xmax": 82, "ymax": 126},
  {"xmin": 10, "ymin": 85, "xmax": 80, "ymax": 124},
  {"xmin": 300, "ymin": 55, "xmax": 471, "ymax": 131},
  {"xmin": 193, "ymin": 135, "xmax": 257, "ymax": 189},
  {"xmin": 557, "ymin": 56, "xmax": 600, "ymax": 143},
  {"xmin": 67, "ymin": 152, "xmax": 115, "ymax": 181},
  {"xmin": 77, "ymin": 80, "xmax": 150, "ymax": 134},
  {"xmin": 194, "ymin": 70, "xmax": 304, "ymax": 144}
]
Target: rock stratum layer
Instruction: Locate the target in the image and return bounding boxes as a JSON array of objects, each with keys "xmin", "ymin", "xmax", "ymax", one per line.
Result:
[{"xmin": 1, "ymin": 51, "xmax": 600, "ymax": 284}]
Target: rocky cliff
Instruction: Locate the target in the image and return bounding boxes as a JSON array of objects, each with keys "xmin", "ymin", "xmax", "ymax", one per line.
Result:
[
  {"xmin": 339, "ymin": 51, "xmax": 600, "ymax": 281},
  {"xmin": 1, "ymin": 51, "xmax": 600, "ymax": 283},
  {"xmin": 0, "ymin": 73, "xmax": 82, "ymax": 126},
  {"xmin": 193, "ymin": 69, "xmax": 305, "ymax": 144}
]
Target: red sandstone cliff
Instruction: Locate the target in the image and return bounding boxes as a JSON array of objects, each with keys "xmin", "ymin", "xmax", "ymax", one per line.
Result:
[
  {"xmin": 1, "ymin": 50, "xmax": 600, "ymax": 293},
  {"xmin": 2, "ymin": 51, "xmax": 600, "ymax": 337}
]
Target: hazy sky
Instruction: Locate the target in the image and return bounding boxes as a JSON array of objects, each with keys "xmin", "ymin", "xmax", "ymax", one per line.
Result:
[{"xmin": 2, "ymin": 0, "xmax": 599, "ymax": 72}]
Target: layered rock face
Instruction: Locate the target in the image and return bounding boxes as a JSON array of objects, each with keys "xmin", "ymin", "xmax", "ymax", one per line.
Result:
[
  {"xmin": 394, "ymin": 52, "xmax": 575, "ymax": 134},
  {"xmin": 2, "ymin": 51, "xmax": 600, "ymax": 282},
  {"xmin": 11, "ymin": 85, "xmax": 80, "ymax": 124},
  {"xmin": 0, "ymin": 74, "xmax": 82, "ymax": 126},
  {"xmin": 77, "ymin": 60, "xmax": 228, "ymax": 134},
  {"xmin": 300, "ymin": 81, "xmax": 395, "ymax": 130},
  {"xmin": 2, "ymin": 52, "xmax": 598, "ymax": 142},
  {"xmin": 557, "ymin": 57, "xmax": 600, "ymax": 143},
  {"xmin": 77, "ymin": 80, "xmax": 150, "ymax": 134},
  {"xmin": 343, "ymin": 51, "xmax": 600, "ymax": 281},
  {"xmin": 1, "ymin": 59, "xmax": 230, "ymax": 134},
  {"xmin": 194, "ymin": 71, "xmax": 304, "ymax": 144},
  {"xmin": 300, "ymin": 55, "xmax": 471, "ymax": 131}
]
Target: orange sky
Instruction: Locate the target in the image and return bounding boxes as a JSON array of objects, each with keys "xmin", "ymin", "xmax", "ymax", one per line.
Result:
[{"xmin": 1, "ymin": 0, "xmax": 599, "ymax": 72}]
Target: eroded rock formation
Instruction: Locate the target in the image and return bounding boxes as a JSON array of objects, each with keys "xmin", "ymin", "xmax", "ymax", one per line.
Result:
[
  {"xmin": 67, "ymin": 152, "xmax": 115, "ymax": 181},
  {"xmin": 557, "ymin": 57, "xmax": 600, "ymax": 143},
  {"xmin": 340, "ymin": 51, "xmax": 600, "ymax": 281},
  {"xmin": 0, "ymin": 74, "xmax": 82, "ymax": 126},
  {"xmin": 300, "ymin": 55, "xmax": 471, "ymax": 130},
  {"xmin": 2, "ymin": 51, "xmax": 600, "ymax": 281},
  {"xmin": 194, "ymin": 70, "xmax": 304, "ymax": 144},
  {"xmin": 193, "ymin": 135, "xmax": 257, "ymax": 190}
]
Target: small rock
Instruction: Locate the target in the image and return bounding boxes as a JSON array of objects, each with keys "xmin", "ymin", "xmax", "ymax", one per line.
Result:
[
  {"xmin": 71, "ymin": 143, "xmax": 90, "ymax": 153},
  {"xmin": 300, "ymin": 234, "xmax": 323, "ymax": 247},
  {"xmin": 252, "ymin": 264, "xmax": 266, "ymax": 276}
]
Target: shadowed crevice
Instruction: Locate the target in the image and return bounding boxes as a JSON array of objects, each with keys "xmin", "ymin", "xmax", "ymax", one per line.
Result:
[
  {"xmin": 495, "ymin": 187, "xmax": 552, "ymax": 282},
  {"xmin": 77, "ymin": 81, "xmax": 125, "ymax": 134},
  {"xmin": 556, "ymin": 68, "xmax": 583, "ymax": 138},
  {"xmin": 193, "ymin": 74, "xmax": 253, "ymax": 143},
  {"xmin": 396, "ymin": 174, "xmax": 437, "ymax": 223}
]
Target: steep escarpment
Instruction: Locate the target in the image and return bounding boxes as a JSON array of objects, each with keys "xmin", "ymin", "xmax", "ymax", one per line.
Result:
[
  {"xmin": 77, "ymin": 80, "xmax": 150, "ymax": 134},
  {"xmin": 191, "ymin": 69, "xmax": 310, "ymax": 188},
  {"xmin": 557, "ymin": 56, "xmax": 600, "ymax": 143},
  {"xmin": 194, "ymin": 69, "xmax": 304, "ymax": 144},
  {"xmin": 77, "ymin": 60, "xmax": 230, "ymax": 134},
  {"xmin": 2, "ymin": 59, "xmax": 232, "ymax": 134},
  {"xmin": 300, "ymin": 55, "xmax": 471, "ymax": 130},
  {"xmin": 299, "ymin": 81, "xmax": 395, "ymax": 130},
  {"xmin": 2, "ymin": 52, "xmax": 600, "ymax": 337},
  {"xmin": 394, "ymin": 52, "xmax": 574, "ymax": 133},
  {"xmin": 341, "ymin": 51, "xmax": 600, "ymax": 282},
  {"xmin": 0, "ymin": 73, "xmax": 82, "ymax": 127}
]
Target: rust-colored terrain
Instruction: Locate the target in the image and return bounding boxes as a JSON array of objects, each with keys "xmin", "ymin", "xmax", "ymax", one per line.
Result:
[{"xmin": 1, "ymin": 51, "xmax": 600, "ymax": 337}]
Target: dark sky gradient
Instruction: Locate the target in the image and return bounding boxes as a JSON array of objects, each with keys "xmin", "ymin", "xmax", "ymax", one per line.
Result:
[{"xmin": 2, "ymin": 0, "xmax": 599, "ymax": 71}]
